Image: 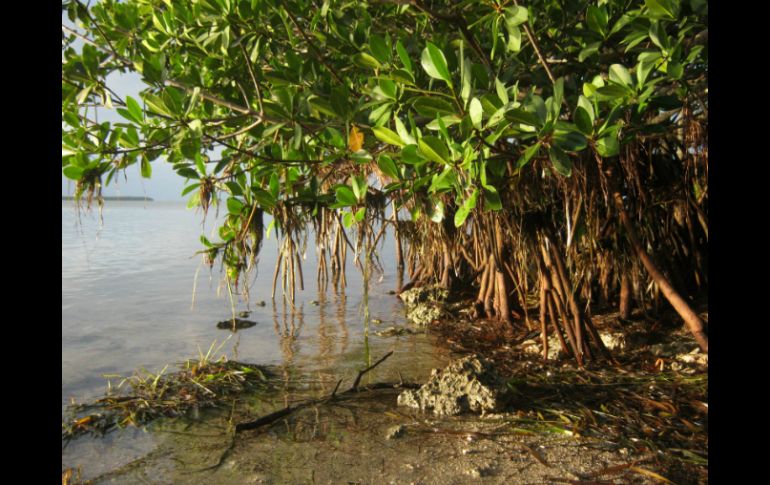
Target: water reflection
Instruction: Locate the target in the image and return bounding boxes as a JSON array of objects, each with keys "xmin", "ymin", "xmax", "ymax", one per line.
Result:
[{"xmin": 62, "ymin": 201, "xmax": 451, "ymax": 480}]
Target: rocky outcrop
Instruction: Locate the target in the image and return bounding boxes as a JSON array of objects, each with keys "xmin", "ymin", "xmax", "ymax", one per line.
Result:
[
  {"xmin": 397, "ymin": 355, "xmax": 501, "ymax": 416},
  {"xmin": 398, "ymin": 285, "xmax": 448, "ymax": 326}
]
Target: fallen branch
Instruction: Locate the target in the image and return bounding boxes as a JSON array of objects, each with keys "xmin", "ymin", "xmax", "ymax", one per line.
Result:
[{"xmin": 235, "ymin": 351, "xmax": 409, "ymax": 433}]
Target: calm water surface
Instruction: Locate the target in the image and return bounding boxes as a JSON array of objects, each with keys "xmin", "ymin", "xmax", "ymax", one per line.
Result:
[{"xmin": 62, "ymin": 201, "xmax": 447, "ymax": 478}]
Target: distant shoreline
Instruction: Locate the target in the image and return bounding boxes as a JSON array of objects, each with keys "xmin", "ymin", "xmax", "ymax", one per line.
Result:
[{"xmin": 61, "ymin": 196, "xmax": 154, "ymax": 201}]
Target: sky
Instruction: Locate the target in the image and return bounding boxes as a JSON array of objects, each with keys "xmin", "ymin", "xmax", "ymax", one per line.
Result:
[{"xmin": 62, "ymin": 16, "xmax": 186, "ymax": 201}]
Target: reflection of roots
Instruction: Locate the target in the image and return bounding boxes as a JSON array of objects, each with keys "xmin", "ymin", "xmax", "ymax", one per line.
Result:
[{"xmin": 261, "ymin": 391, "xmax": 398, "ymax": 444}]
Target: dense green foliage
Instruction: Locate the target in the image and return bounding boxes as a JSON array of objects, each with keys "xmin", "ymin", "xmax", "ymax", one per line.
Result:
[{"xmin": 62, "ymin": 0, "xmax": 708, "ymax": 357}]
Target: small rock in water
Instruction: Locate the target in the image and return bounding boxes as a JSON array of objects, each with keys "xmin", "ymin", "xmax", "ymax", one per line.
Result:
[
  {"xmin": 375, "ymin": 326, "xmax": 415, "ymax": 338},
  {"xmin": 387, "ymin": 290, "xmax": 397, "ymax": 295},
  {"xmin": 256, "ymin": 301, "xmax": 266, "ymax": 307},
  {"xmin": 310, "ymin": 300, "xmax": 320, "ymax": 306},
  {"xmin": 385, "ymin": 424, "xmax": 406, "ymax": 440},
  {"xmin": 216, "ymin": 318, "xmax": 257, "ymax": 330},
  {"xmin": 397, "ymin": 354, "xmax": 501, "ymax": 416},
  {"xmin": 372, "ymin": 318, "xmax": 383, "ymax": 324},
  {"xmin": 236, "ymin": 310, "xmax": 251, "ymax": 318}
]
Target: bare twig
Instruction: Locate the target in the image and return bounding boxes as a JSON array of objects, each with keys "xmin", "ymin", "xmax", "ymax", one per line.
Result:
[{"xmin": 351, "ymin": 351, "xmax": 394, "ymax": 391}]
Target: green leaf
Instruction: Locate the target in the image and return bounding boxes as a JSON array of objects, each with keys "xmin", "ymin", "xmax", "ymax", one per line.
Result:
[
  {"xmin": 391, "ymin": 69, "xmax": 415, "ymax": 85},
  {"xmin": 506, "ymin": 24, "xmax": 521, "ymax": 52},
  {"xmin": 430, "ymin": 200, "xmax": 445, "ymax": 223},
  {"xmin": 577, "ymin": 95, "xmax": 595, "ymax": 123},
  {"xmin": 548, "ymin": 146, "xmax": 572, "ymax": 177},
  {"xmin": 269, "ymin": 172, "xmax": 280, "ymax": 199},
  {"xmin": 586, "ymin": 6, "xmax": 608, "ymax": 37},
  {"xmin": 505, "ymin": 109, "xmax": 542, "ymax": 127},
  {"xmin": 369, "ymin": 102, "xmax": 393, "ymax": 126},
  {"xmin": 63, "ymin": 166, "xmax": 84, "ymax": 180},
  {"xmin": 342, "ymin": 211, "xmax": 355, "ymax": 228},
  {"xmin": 126, "ymin": 96, "xmax": 144, "ymax": 123},
  {"xmin": 194, "ymin": 153, "xmax": 206, "ymax": 175},
  {"xmin": 460, "ymin": 56, "xmax": 472, "ymax": 104},
  {"xmin": 335, "ymin": 186, "xmax": 357, "ymax": 206},
  {"xmin": 176, "ymin": 167, "xmax": 199, "ymax": 179},
  {"xmin": 141, "ymin": 156, "xmax": 152, "ymax": 178},
  {"xmin": 469, "ymin": 97, "xmax": 483, "ymax": 130},
  {"xmin": 504, "ymin": 6, "xmax": 528, "ymax": 26},
  {"xmin": 352, "ymin": 52, "xmax": 381, "ymax": 70},
  {"xmin": 227, "ymin": 197, "xmax": 244, "ymax": 215},
  {"xmin": 574, "ymin": 107, "xmax": 594, "ymax": 135},
  {"xmin": 495, "ymin": 78, "xmax": 509, "ymax": 105},
  {"xmin": 648, "ymin": 22, "xmax": 670, "ymax": 51},
  {"xmin": 412, "ymin": 96, "xmax": 457, "ymax": 117},
  {"xmin": 394, "ymin": 116, "xmax": 416, "ymax": 145},
  {"xmin": 372, "ymin": 126, "xmax": 405, "ymax": 147},
  {"xmin": 351, "ymin": 176, "xmax": 368, "ymax": 201},
  {"xmin": 421, "ymin": 42, "xmax": 453, "ymax": 87},
  {"xmin": 418, "ymin": 136, "xmax": 451, "ymax": 165},
  {"xmin": 637, "ymin": 51, "xmax": 661, "ymax": 87},
  {"xmin": 426, "ymin": 115, "xmax": 462, "ymax": 131},
  {"xmin": 453, "ymin": 188, "xmax": 478, "ymax": 227},
  {"xmin": 609, "ymin": 64, "xmax": 633, "ymax": 88},
  {"xmin": 579, "ymin": 42, "xmax": 601, "ymax": 62},
  {"xmin": 429, "ymin": 166, "xmax": 456, "ymax": 193},
  {"xmin": 400, "ymin": 144, "xmax": 425, "ymax": 165},
  {"xmin": 377, "ymin": 154, "xmax": 400, "ymax": 179},
  {"xmin": 378, "ymin": 79, "xmax": 397, "ymax": 99},
  {"xmin": 667, "ymin": 61, "xmax": 683, "ymax": 80},
  {"xmin": 396, "ymin": 40, "xmax": 412, "ymax": 73},
  {"xmin": 596, "ymin": 85, "xmax": 629, "ymax": 99},
  {"xmin": 354, "ymin": 207, "xmax": 366, "ymax": 222},
  {"xmin": 483, "ymin": 185, "xmax": 502, "ymax": 211},
  {"xmin": 369, "ymin": 35, "xmax": 390, "ymax": 64},
  {"xmin": 551, "ymin": 78, "xmax": 564, "ymax": 116},
  {"xmin": 254, "ymin": 189, "xmax": 276, "ymax": 209},
  {"xmin": 596, "ymin": 132, "xmax": 620, "ymax": 157},
  {"xmin": 225, "ymin": 181, "xmax": 243, "ymax": 197},
  {"xmin": 187, "ymin": 191, "xmax": 200, "ymax": 209},
  {"xmin": 454, "ymin": 205, "xmax": 471, "ymax": 227},
  {"xmin": 553, "ymin": 126, "xmax": 588, "ymax": 152},
  {"xmin": 181, "ymin": 184, "xmax": 198, "ymax": 196},
  {"xmin": 645, "ymin": 0, "xmax": 679, "ymax": 19},
  {"xmin": 143, "ymin": 93, "xmax": 173, "ymax": 118},
  {"xmin": 517, "ymin": 142, "xmax": 541, "ymax": 169}
]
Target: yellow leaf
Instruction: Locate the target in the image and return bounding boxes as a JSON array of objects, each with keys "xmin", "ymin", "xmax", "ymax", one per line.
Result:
[
  {"xmin": 74, "ymin": 416, "xmax": 92, "ymax": 427},
  {"xmin": 62, "ymin": 468, "xmax": 73, "ymax": 485},
  {"xmin": 348, "ymin": 125, "xmax": 364, "ymax": 151},
  {"xmin": 629, "ymin": 466, "xmax": 675, "ymax": 484}
]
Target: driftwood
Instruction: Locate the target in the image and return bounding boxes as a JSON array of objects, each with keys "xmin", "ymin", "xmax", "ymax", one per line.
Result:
[{"xmin": 235, "ymin": 351, "xmax": 417, "ymax": 433}]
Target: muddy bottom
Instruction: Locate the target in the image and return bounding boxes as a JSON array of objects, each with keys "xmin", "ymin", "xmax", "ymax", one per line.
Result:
[
  {"xmin": 69, "ymin": 311, "xmax": 706, "ymax": 485},
  {"xmin": 86, "ymin": 388, "xmax": 669, "ymax": 485}
]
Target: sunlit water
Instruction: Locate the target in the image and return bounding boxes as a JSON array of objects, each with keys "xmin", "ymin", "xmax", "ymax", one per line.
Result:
[{"xmin": 62, "ymin": 201, "xmax": 448, "ymax": 478}]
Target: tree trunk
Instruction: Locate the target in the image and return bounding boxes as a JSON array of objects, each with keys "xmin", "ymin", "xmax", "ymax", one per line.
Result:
[
  {"xmin": 539, "ymin": 274, "xmax": 549, "ymax": 361},
  {"xmin": 392, "ymin": 201, "xmax": 404, "ymax": 272},
  {"xmin": 493, "ymin": 222, "xmax": 512, "ymax": 323},
  {"xmin": 613, "ymin": 191, "xmax": 708, "ymax": 353},
  {"xmin": 440, "ymin": 241, "xmax": 452, "ymax": 290},
  {"xmin": 619, "ymin": 272, "xmax": 632, "ymax": 319}
]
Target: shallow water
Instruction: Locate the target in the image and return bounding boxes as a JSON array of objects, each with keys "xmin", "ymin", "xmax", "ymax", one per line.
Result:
[{"xmin": 62, "ymin": 201, "xmax": 450, "ymax": 478}]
